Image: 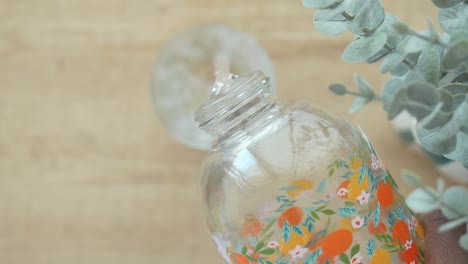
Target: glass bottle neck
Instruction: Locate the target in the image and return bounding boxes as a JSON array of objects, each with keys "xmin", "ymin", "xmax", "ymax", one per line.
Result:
[{"xmin": 195, "ymin": 71, "xmax": 279, "ymax": 150}]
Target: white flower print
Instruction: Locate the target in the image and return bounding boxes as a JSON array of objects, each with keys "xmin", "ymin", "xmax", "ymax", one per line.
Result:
[
  {"xmin": 356, "ymin": 190, "xmax": 370, "ymax": 205},
  {"xmin": 407, "ymin": 216, "xmax": 417, "ymax": 230},
  {"xmin": 404, "ymin": 239, "xmax": 413, "ymax": 251},
  {"xmin": 337, "ymin": 187, "xmax": 349, "ymax": 197},
  {"xmin": 409, "ymin": 261, "xmax": 416, "ymax": 264},
  {"xmin": 371, "ymin": 161, "xmax": 380, "ymax": 170},
  {"xmin": 351, "ymin": 216, "xmax": 365, "ymax": 229},
  {"xmin": 288, "ymin": 245, "xmax": 308, "ymax": 260},
  {"xmin": 350, "ymin": 252, "xmax": 363, "ymax": 264},
  {"xmin": 267, "ymin": 241, "xmax": 279, "ymax": 248},
  {"xmin": 371, "ymin": 154, "xmax": 385, "ymax": 170}
]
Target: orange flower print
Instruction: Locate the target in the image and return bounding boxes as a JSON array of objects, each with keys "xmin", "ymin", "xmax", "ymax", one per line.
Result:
[
  {"xmin": 229, "ymin": 253, "xmax": 252, "ymax": 264},
  {"xmin": 392, "ymin": 220, "xmax": 410, "ymax": 245},
  {"xmin": 242, "ymin": 216, "xmax": 261, "ymax": 237},
  {"xmin": 377, "ymin": 183, "xmax": 394, "ymax": 207},
  {"xmin": 320, "ymin": 229, "xmax": 353, "ymax": 260},
  {"xmin": 400, "ymin": 240, "xmax": 419, "ymax": 264},
  {"xmin": 278, "ymin": 206, "xmax": 303, "ymax": 227},
  {"xmin": 368, "ymin": 221, "xmax": 387, "ymax": 234}
]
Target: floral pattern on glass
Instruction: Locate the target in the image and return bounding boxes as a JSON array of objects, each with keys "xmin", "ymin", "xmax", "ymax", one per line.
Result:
[{"xmin": 214, "ymin": 154, "xmax": 424, "ymax": 264}]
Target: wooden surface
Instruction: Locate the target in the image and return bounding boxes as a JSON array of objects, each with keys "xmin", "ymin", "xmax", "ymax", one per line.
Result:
[{"xmin": 0, "ymin": 1, "xmax": 442, "ymax": 263}]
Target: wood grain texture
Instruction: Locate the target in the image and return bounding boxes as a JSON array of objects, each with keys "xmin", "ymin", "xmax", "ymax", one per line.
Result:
[{"xmin": 0, "ymin": 0, "xmax": 442, "ymax": 263}]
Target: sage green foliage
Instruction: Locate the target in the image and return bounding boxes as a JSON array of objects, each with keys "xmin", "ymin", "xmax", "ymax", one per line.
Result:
[
  {"xmin": 302, "ymin": 0, "xmax": 468, "ymax": 251},
  {"xmin": 402, "ymin": 170, "xmax": 468, "ymax": 251},
  {"xmin": 302, "ymin": 0, "xmax": 468, "ymax": 168}
]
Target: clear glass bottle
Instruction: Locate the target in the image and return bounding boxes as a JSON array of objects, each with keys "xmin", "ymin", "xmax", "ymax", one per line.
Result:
[{"xmin": 196, "ymin": 71, "xmax": 424, "ymax": 264}]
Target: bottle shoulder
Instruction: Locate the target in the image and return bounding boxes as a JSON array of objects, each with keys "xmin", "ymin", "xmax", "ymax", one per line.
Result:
[{"xmin": 201, "ymin": 103, "xmax": 372, "ymax": 189}]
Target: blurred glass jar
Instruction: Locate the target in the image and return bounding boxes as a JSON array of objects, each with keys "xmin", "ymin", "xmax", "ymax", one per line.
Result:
[{"xmin": 152, "ymin": 24, "xmax": 275, "ymax": 150}]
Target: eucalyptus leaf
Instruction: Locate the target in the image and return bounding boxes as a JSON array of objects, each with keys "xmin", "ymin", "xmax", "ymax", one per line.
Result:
[
  {"xmin": 439, "ymin": 4, "xmax": 468, "ymax": 34},
  {"xmin": 387, "ymin": 86, "xmax": 407, "ymax": 119},
  {"xmin": 419, "ymin": 102, "xmax": 451, "ymax": 130},
  {"xmin": 381, "ymin": 78, "xmax": 405, "ymax": 112},
  {"xmin": 314, "ymin": 9, "xmax": 349, "ymax": 36},
  {"xmin": 392, "ymin": 22, "xmax": 411, "ymax": 35},
  {"xmin": 380, "ymin": 52, "xmax": 406, "ymax": 74},
  {"xmin": 401, "ymin": 169, "xmax": 422, "ymax": 186},
  {"xmin": 417, "ymin": 95, "xmax": 468, "ymax": 155},
  {"xmin": 405, "ymin": 81, "xmax": 439, "ymax": 119},
  {"xmin": 420, "ymin": 90, "xmax": 453, "ymax": 129},
  {"xmin": 405, "ymin": 31, "xmax": 433, "ymax": 53},
  {"xmin": 452, "ymin": 71, "xmax": 468, "ymax": 83},
  {"xmin": 329, "ymin": 83, "xmax": 348, "ymax": 95},
  {"xmin": 405, "ymin": 68, "xmax": 426, "ymax": 83},
  {"xmin": 348, "ymin": 96, "xmax": 372, "ymax": 113},
  {"xmin": 439, "ymin": 67, "xmax": 466, "ymax": 86},
  {"xmin": 460, "ymin": 233, "xmax": 468, "ymax": 251},
  {"xmin": 432, "ymin": 0, "xmax": 463, "ymax": 9},
  {"xmin": 302, "ymin": 0, "xmax": 338, "ymax": 9},
  {"xmin": 347, "ymin": 0, "xmax": 386, "ymax": 35},
  {"xmin": 438, "ymin": 83, "xmax": 468, "ymax": 111},
  {"xmin": 441, "ymin": 186, "xmax": 468, "ymax": 219},
  {"xmin": 380, "ymin": 37, "xmax": 410, "ymax": 74},
  {"xmin": 416, "ymin": 125, "xmax": 457, "ymax": 155},
  {"xmin": 438, "ymin": 216, "xmax": 468, "ymax": 232},
  {"xmin": 406, "ymin": 187, "xmax": 439, "ymax": 213},
  {"xmin": 377, "ymin": 13, "xmax": 405, "ymax": 47},
  {"xmin": 418, "ymin": 48, "xmax": 441, "ymax": 85},
  {"xmin": 442, "ymin": 40, "xmax": 468, "ymax": 70},
  {"xmin": 449, "ymin": 30, "xmax": 468, "ymax": 44},
  {"xmin": 444, "ymin": 132, "xmax": 468, "ymax": 166},
  {"xmin": 342, "ymin": 0, "xmax": 367, "ymax": 18},
  {"xmin": 354, "ymin": 73, "xmax": 375, "ymax": 98},
  {"xmin": 342, "ymin": 32, "xmax": 388, "ymax": 63},
  {"xmin": 364, "ymin": 49, "xmax": 390, "ymax": 63}
]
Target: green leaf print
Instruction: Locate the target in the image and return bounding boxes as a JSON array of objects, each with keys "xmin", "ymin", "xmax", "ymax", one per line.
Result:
[
  {"xmin": 367, "ymin": 239, "xmax": 376, "ymax": 256},
  {"xmin": 373, "ymin": 202, "xmax": 381, "ymax": 227},
  {"xmin": 305, "ymin": 249, "xmax": 322, "ymax": 264},
  {"xmin": 351, "ymin": 244, "xmax": 361, "ymax": 257},
  {"xmin": 242, "ymin": 246, "xmax": 248, "ymax": 255},
  {"xmin": 338, "ymin": 207, "xmax": 358, "ymax": 217},
  {"xmin": 321, "ymin": 209, "xmax": 336, "ymax": 215},
  {"xmin": 358, "ymin": 164, "xmax": 366, "ymax": 184},
  {"xmin": 262, "ymin": 219, "xmax": 276, "ymax": 235},
  {"xmin": 254, "ymin": 242, "xmax": 265, "ymax": 253},
  {"xmin": 292, "ymin": 225, "xmax": 303, "ymax": 235},
  {"xmin": 282, "ymin": 220, "xmax": 291, "ymax": 243},
  {"xmin": 260, "ymin": 248, "xmax": 275, "ymax": 255},
  {"xmin": 339, "ymin": 253, "xmax": 351, "ymax": 264}
]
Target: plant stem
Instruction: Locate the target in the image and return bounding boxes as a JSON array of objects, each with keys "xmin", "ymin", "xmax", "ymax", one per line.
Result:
[
  {"xmin": 346, "ymin": 91, "xmax": 382, "ymax": 101},
  {"xmin": 421, "ymin": 186, "xmax": 467, "ymax": 218},
  {"xmin": 409, "ymin": 31, "xmax": 448, "ymax": 48}
]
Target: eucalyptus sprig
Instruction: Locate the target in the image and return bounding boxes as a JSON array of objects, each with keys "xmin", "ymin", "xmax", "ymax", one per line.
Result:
[
  {"xmin": 401, "ymin": 170, "xmax": 468, "ymax": 251},
  {"xmin": 302, "ymin": 0, "xmax": 468, "ymax": 169},
  {"xmin": 302, "ymin": 0, "xmax": 468, "ymax": 251}
]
